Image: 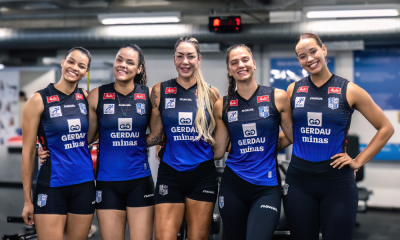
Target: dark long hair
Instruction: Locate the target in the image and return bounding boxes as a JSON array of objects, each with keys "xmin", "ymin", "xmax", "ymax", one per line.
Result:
[
  {"xmin": 224, "ymin": 44, "xmax": 255, "ymax": 112},
  {"xmin": 119, "ymin": 44, "xmax": 147, "ymax": 86},
  {"xmin": 294, "ymin": 33, "xmax": 329, "ymax": 63}
]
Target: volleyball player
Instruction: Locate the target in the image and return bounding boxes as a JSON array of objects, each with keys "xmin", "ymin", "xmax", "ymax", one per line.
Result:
[
  {"xmin": 146, "ymin": 37, "xmax": 219, "ymax": 240},
  {"xmin": 21, "ymin": 47, "xmax": 95, "ymax": 240},
  {"xmin": 212, "ymin": 44, "xmax": 293, "ymax": 239},
  {"xmin": 281, "ymin": 33, "xmax": 394, "ymax": 240}
]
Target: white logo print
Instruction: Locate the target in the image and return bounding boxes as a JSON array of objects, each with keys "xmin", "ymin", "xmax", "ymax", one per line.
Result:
[
  {"xmin": 179, "ymin": 112, "xmax": 192, "ymax": 125},
  {"xmin": 104, "ymin": 104, "xmax": 115, "ymax": 114},
  {"xmin": 295, "ymin": 97, "xmax": 306, "ymax": 108},
  {"xmin": 307, "ymin": 112, "xmax": 322, "ymax": 127},
  {"xmin": 165, "ymin": 98, "xmax": 176, "ymax": 109},
  {"xmin": 260, "ymin": 205, "xmax": 278, "ymax": 212},
  {"xmin": 67, "ymin": 119, "xmax": 81, "ymax": 133},
  {"xmin": 242, "ymin": 123, "xmax": 257, "ymax": 138},
  {"xmin": 228, "ymin": 111, "xmax": 238, "ymax": 122},
  {"xmin": 49, "ymin": 106, "xmax": 62, "ymax": 118},
  {"xmin": 118, "ymin": 118, "xmax": 132, "ymax": 131}
]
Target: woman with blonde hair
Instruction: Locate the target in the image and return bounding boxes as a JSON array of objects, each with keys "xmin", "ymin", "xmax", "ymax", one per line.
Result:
[{"xmin": 147, "ymin": 36, "xmax": 219, "ymax": 240}]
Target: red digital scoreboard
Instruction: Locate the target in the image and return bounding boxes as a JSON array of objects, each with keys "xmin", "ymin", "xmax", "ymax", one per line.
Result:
[{"xmin": 209, "ymin": 16, "xmax": 241, "ymax": 33}]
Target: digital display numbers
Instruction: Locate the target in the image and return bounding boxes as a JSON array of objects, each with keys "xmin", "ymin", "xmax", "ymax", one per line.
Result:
[{"xmin": 209, "ymin": 16, "xmax": 241, "ymax": 33}]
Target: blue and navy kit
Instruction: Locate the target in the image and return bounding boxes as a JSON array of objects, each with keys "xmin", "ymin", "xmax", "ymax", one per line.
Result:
[
  {"xmin": 222, "ymin": 85, "xmax": 281, "ymax": 186},
  {"xmin": 36, "ymin": 84, "xmax": 94, "ymax": 187},
  {"xmin": 158, "ymin": 79, "xmax": 213, "ymax": 172},
  {"xmin": 291, "ymin": 74, "xmax": 354, "ymax": 162},
  {"xmin": 96, "ymin": 82, "xmax": 151, "ymax": 181}
]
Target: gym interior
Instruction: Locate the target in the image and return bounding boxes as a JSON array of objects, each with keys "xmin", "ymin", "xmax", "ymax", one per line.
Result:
[{"xmin": 0, "ymin": 0, "xmax": 399, "ymax": 239}]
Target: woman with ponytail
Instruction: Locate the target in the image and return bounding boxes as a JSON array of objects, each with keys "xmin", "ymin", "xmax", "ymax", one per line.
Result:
[
  {"xmin": 213, "ymin": 44, "xmax": 293, "ymax": 240},
  {"xmin": 39, "ymin": 44, "xmax": 154, "ymax": 240},
  {"xmin": 146, "ymin": 36, "xmax": 219, "ymax": 240}
]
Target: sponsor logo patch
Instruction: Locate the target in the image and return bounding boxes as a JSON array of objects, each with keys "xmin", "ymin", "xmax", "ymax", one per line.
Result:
[
  {"xmin": 295, "ymin": 97, "xmax": 306, "ymax": 108},
  {"xmin": 228, "ymin": 111, "xmax": 238, "ymax": 122},
  {"xmin": 307, "ymin": 112, "xmax": 322, "ymax": 127},
  {"xmin": 104, "ymin": 104, "xmax": 114, "ymax": 114},
  {"xmin": 67, "ymin": 119, "xmax": 81, "ymax": 133},
  {"xmin": 259, "ymin": 106, "xmax": 269, "ymax": 118},
  {"xmin": 47, "ymin": 95, "xmax": 59, "ymax": 103},
  {"xmin": 242, "ymin": 123, "xmax": 257, "ymax": 137},
  {"xmin": 297, "ymin": 86, "xmax": 309, "ymax": 93},
  {"xmin": 179, "ymin": 112, "xmax": 192, "ymax": 125},
  {"xmin": 79, "ymin": 103, "xmax": 87, "ymax": 115},
  {"xmin": 134, "ymin": 93, "xmax": 145, "ymax": 100},
  {"xmin": 328, "ymin": 97, "xmax": 339, "ymax": 110},
  {"xmin": 49, "ymin": 106, "xmax": 62, "ymax": 118},
  {"xmin": 230, "ymin": 100, "xmax": 238, "ymax": 106},
  {"xmin": 118, "ymin": 118, "xmax": 132, "ymax": 131},
  {"xmin": 165, "ymin": 98, "xmax": 176, "ymax": 109},
  {"xmin": 257, "ymin": 95, "xmax": 269, "ymax": 103},
  {"xmin": 64, "ymin": 104, "xmax": 75, "ymax": 108},
  {"xmin": 328, "ymin": 87, "xmax": 341, "ymax": 94},
  {"xmin": 136, "ymin": 103, "xmax": 145, "ymax": 115},
  {"xmin": 37, "ymin": 194, "xmax": 47, "ymax": 207},
  {"xmin": 75, "ymin": 93, "xmax": 84, "ymax": 100},
  {"xmin": 165, "ymin": 87, "xmax": 177, "ymax": 94},
  {"xmin": 103, "ymin": 93, "xmax": 115, "ymax": 99}
]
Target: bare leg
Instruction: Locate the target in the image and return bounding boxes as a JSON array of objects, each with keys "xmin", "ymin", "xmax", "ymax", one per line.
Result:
[
  {"xmin": 127, "ymin": 206, "xmax": 154, "ymax": 240},
  {"xmin": 64, "ymin": 213, "xmax": 94, "ymax": 240},
  {"xmin": 155, "ymin": 203, "xmax": 185, "ymax": 240},
  {"xmin": 185, "ymin": 198, "xmax": 214, "ymax": 240},
  {"xmin": 96, "ymin": 210, "xmax": 126, "ymax": 240},
  {"xmin": 35, "ymin": 214, "xmax": 66, "ymax": 240}
]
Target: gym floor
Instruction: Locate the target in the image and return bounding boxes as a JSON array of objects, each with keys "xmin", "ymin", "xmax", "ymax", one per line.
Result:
[{"xmin": 1, "ymin": 147, "xmax": 400, "ymax": 240}]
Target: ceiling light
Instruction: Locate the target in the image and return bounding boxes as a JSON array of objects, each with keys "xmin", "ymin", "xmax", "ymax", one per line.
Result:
[
  {"xmin": 307, "ymin": 9, "xmax": 399, "ymax": 19},
  {"xmin": 98, "ymin": 12, "xmax": 180, "ymax": 25}
]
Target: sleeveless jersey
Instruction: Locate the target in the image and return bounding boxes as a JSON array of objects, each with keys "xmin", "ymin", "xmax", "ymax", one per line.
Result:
[
  {"xmin": 222, "ymin": 86, "xmax": 281, "ymax": 186},
  {"xmin": 36, "ymin": 84, "xmax": 94, "ymax": 187},
  {"xmin": 291, "ymin": 74, "xmax": 354, "ymax": 162},
  {"xmin": 96, "ymin": 83, "xmax": 151, "ymax": 181},
  {"xmin": 159, "ymin": 79, "xmax": 213, "ymax": 172}
]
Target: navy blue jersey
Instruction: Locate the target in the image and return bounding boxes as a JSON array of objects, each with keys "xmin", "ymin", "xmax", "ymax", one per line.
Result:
[
  {"xmin": 96, "ymin": 83, "xmax": 151, "ymax": 181},
  {"xmin": 291, "ymin": 74, "xmax": 353, "ymax": 162},
  {"xmin": 37, "ymin": 84, "xmax": 94, "ymax": 187},
  {"xmin": 158, "ymin": 79, "xmax": 213, "ymax": 172},
  {"xmin": 222, "ymin": 86, "xmax": 281, "ymax": 186}
]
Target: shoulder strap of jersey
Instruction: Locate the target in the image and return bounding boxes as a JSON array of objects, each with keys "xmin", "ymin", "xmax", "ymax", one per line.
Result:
[{"xmin": 158, "ymin": 81, "xmax": 165, "ymax": 113}]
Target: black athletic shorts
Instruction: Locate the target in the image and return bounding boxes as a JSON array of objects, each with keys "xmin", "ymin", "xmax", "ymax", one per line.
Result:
[
  {"xmin": 34, "ymin": 181, "xmax": 95, "ymax": 215},
  {"xmin": 154, "ymin": 160, "xmax": 218, "ymax": 204},
  {"xmin": 95, "ymin": 175, "xmax": 154, "ymax": 210}
]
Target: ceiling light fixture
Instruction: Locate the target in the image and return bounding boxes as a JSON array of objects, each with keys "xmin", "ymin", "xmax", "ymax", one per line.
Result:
[
  {"xmin": 98, "ymin": 12, "xmax": 180, "ymax": 25},
  {"xmin": 307, "ymin": 9, "xmax": 399, "ymax": 19}
]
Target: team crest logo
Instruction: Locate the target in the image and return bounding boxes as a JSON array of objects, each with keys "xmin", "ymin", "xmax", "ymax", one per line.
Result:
[
  {"xmin": 328, "ymin": 97, "xmax": 339, "ymax": 110},
  {"xmin": 228, "ymin": 111, "xmax": 238, "ymax": 122},
  {"xmin": 136, "ymin": 103, "xmax": 145, "ymax": 115},
  {"xmin": 159, "ymin": 185, "xmax": 168, "ymax": 196},
  {"xmin": 79, "ymin": 103, "xmax": 87, "ymax": 115},
  {"xmin": 219, "ymin": 196, "xmax": 224, "ymax": 208},
  {"xmin": 37, "ymin": 194, "xmax": 47, "ymax": 207},
  {"xmin": 259, "ymin": 106, "xmax": 269, "ymax": 118},
  {"xmin": 96, "ymin": 191, "xmax": 102, "ymax": 203}
]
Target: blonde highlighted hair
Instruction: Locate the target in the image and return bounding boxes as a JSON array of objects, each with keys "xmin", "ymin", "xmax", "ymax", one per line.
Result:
[{"xmin": 174, "ymin": 37, "xmax": 217, "ymax": 144}]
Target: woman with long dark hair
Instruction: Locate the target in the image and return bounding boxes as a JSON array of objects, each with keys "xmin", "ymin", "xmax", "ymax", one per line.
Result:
[
  {"xmin": 146, "ymin": 36, "xmax": 219, "ymax": 240},
  {"xmin": 282, "ymin": 33, "xmax": 394, "ymax": 240},
  {"xmin": 21, "ymin": 47, "xmax": 95, "ymax": 240},
  {"xmin": 213, "ymin": 44, "xmax": 293, "ymax": 240}
]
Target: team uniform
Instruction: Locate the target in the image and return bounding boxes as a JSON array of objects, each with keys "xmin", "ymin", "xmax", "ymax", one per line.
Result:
[
  {"xmin": 154, "ymin": 79, "xmax": 218, "ymax": 204},
  {"xmin": 34, "ymin": 83, "xmax": 95, "ymax": 215},
  {"xmin": 219, "ymin": 86, "xmax": 282, "ymax": 240},
  {"xmin": 283, "ymin": 74, "xmax": 358, "ymax": 240},
  {"xmin": 95, "ymin": 83, "xmax": 154, "ymax": 210}
]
